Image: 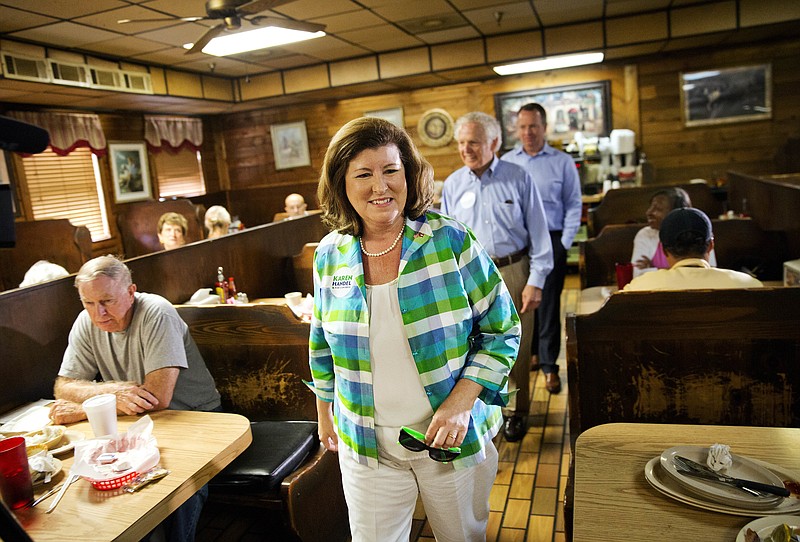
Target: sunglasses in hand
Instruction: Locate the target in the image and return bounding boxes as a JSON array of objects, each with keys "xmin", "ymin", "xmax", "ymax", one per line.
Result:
[{"xmin": 398, "ymin": 426, "xmax": 461, "ymax": 463}]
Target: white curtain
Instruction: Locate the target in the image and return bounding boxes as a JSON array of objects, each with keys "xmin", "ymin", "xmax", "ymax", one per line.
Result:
[
  {"xmin": 10, "ymin": 111, "xmax": 107, "ymax": 156},
  {"xmin": 144, "ymin": 115, "xmax": 203, "ymax": 152}
]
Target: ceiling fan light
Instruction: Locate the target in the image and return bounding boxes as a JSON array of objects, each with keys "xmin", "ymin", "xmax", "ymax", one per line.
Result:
[
  {"xmin": 493, "ymin": 52, "xmax": 604, "ymax": 75},
  {"xmin": 185, "ymin": 26, "xmax": 325, "ymax": 57}
]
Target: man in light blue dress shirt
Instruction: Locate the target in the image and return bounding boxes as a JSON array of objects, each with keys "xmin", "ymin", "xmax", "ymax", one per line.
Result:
[
  {"xmin": 441, "ymin": 111, "xmax": 553, "ymax": 442},
  {"xmin": 501, "ymin": 103, "xmax": 583, "ymax": 395}
]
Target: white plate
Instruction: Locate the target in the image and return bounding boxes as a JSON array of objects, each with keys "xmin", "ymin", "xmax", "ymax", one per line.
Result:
[
  {"xmin": 31, "ymin": 457, "xmax": 62, "ymax": 488},
  {"xmin": 660, "ymin": 446, "xmax": 784, "ymax": 509},
  {"xmin": 49, "ymin": 430, "xmax": 86, "ymax": 456},
  {"xmin": 0, "ymin": 406, "xmax": 51, "ymax": 434},
  {"xmin": 644, "ymin": 457, "xmax": 800, "ymax": 517},
  {"xmin": 736, "ymin": 515, "xmax": 800, "ymax": 542}
]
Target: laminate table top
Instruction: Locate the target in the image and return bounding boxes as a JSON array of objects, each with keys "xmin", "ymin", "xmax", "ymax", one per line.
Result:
[{"xmin": 15, "ymin": 409, "xmax": 252, "ymax": 541}]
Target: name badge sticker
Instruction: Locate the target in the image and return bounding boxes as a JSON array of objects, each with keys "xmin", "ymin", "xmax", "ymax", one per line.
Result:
[
  {"xmin": 459, "ymin": 191, "xmax": 476, "ymax": 209},
  {"xmin": 330, "ymin": 267, "xmax": 355, "ymax": 298}
]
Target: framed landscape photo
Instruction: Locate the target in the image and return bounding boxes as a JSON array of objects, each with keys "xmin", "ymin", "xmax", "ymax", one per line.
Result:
[
  {"xmin": 494, "ymin": 81, "xmax": 611, "ymax": 152},
  {"xmin": 365, "ymin": 107, "xmax": 404, "ymax": 128},
  {"xmin": 271, "ymin": 120, "xmax": 311, "ymax": 170},
  {"xmin": 109, "ymin": 142, "xmax": 151, "ymax": 203},
  {"xmin": 681, "ymin": 64, "xmax": 772, "ymax": 127}
]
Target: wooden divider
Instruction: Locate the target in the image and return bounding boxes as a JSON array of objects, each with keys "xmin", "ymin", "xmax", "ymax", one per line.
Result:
[{"xmin": 0, "ymin": 213, "xmax": 327, "ymax": 416}]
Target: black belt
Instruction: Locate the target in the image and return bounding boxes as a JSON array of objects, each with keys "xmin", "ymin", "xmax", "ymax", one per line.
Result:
[{"xmin": 491, "ymin": 249, "xmax": 527, "ymax": 268}]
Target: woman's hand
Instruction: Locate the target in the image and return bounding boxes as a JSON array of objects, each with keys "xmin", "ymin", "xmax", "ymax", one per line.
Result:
[
  {"xmin": 424, "ymin": 379, "xmax": 483, "ymax": 449},
  {"xmin": 635, "ymin": 256, "xmax": 651, "ymax": 269},
  {"xmin": 316, "ymin": 398, "xmax": 338, "ymax": 453}
]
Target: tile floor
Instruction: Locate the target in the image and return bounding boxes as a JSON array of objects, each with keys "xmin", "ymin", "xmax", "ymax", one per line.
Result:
[{"xmin": 411, "ymin": 275, "xmax": 578, "ymax": 542}]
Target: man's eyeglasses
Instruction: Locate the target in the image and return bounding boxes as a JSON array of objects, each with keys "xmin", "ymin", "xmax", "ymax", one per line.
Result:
[{"xmin": 398, "ymin": 426, "xmax": 461, "ymax": 463}]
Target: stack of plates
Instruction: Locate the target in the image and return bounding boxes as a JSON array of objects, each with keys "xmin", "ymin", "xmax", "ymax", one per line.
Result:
[{"xmin": 644, "ymin": 445, "xmax": 800, "ymax": 516}]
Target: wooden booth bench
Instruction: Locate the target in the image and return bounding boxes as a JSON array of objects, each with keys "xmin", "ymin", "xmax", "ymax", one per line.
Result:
[
  {"xmin": 562, "ymin": 286, "xmax": 800, "ymax": 537},
  {"xmin": 578, "ymin": 217, "xmax": 786, "ymax": 289},
  {"xmin": 0, "ymin": 213, "xmax": 327, "ymax": 435},
  {"xmin": 0, "ymin": 219, "xmax": 92, "ymax": 292},
  {"xmin": 586, "ymin": 182, "xmax": 724, "ymax": 237},
  {"xmin": 175, "ymin": 303, "xmax": 348, "ymax": 542},
  {"xmin": 116, "ymin": 198, "xmax": 206, "ymax": 258}
]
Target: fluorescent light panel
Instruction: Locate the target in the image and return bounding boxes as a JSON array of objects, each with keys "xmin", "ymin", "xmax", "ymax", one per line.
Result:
[
  {"xmin": 494, "ymin": 52, "xmax": 604, "ymax": 75},
  {"xmin": 184, "ymin": 27, "xmax": 325, "ymax": 57}
]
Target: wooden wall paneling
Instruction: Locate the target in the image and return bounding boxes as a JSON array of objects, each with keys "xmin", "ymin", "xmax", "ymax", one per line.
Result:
[
  {"xmin": 638, "ymin": 38, "xmax": 800, "ymax": 184},
  {"xmin": 226, "ymin": 183, "xmax": 320, "ymax": 228}
]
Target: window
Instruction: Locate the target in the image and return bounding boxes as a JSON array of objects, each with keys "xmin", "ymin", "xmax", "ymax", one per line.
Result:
[
  {"xmin": 21, "ymin": 147, "xmax": 110, "ymax": 241},
  {"xmin": 153, "ymin": 149, "xmax": 205, "ymax": 198}
]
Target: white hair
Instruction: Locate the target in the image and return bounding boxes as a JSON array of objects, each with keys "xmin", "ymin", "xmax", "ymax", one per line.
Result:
[{"xmin": 19, "ymin": 260, "xmax": 69, "ymax": 287}]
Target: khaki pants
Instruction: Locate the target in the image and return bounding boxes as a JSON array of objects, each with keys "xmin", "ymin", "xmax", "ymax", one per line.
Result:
[{"xmin": 498, "ymin": 256, "xmax": 532, "ymax": 416}]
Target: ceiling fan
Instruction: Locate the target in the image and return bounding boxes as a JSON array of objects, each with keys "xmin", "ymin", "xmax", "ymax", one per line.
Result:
[{"xmin": 118, "ymin": 0, "xmax": 326, "ymax": 55}]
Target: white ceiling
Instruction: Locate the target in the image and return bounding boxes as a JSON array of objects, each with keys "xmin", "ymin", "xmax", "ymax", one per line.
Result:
[{"xmin": 0, "ymin": 0, "xmax": 799, "ymax": 113}]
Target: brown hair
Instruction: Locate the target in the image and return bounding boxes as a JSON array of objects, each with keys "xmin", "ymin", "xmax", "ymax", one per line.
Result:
[
  {"xmin": 317, "ymin": 117, "xmax": 434, "ymax": 236},
  {"xmin": 157, "ymin": 212, "xmax": 188, "ymax": 236}
]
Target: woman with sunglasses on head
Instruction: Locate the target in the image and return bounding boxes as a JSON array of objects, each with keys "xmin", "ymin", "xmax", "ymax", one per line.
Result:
[{"xmin": 308, "ymin": 117, "xmax": 520, "ymax": 542}]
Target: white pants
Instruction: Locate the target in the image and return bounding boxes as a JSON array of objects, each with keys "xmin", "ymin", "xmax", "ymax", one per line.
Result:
[{"xmin": 338, "ymin": 438, "xmax": 498, "ymax": 542}]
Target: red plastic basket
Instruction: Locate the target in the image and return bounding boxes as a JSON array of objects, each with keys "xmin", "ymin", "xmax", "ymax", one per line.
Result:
[{"xmin": 86, "ymin": 471, "xmax": 138, "ymax": 490}]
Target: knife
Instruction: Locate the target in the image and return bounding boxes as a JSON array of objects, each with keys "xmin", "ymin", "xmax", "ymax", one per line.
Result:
[{"xmin": 673, "ymin": 455, "xmax": 790, "ymax": 498}]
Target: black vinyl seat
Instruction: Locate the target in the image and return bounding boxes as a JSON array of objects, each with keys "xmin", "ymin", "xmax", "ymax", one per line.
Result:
[{"xmin": 209, "ymin": 421, "xmax": 318, "ymax": 493}]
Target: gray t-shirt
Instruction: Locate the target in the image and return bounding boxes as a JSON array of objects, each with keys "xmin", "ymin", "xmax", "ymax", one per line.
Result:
[{"xmin": 60, "ymin": 292, "xmax": 221, "ymax": 411}]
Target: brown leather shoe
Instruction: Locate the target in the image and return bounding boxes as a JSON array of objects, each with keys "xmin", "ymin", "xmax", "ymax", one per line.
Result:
[
  {"xmin": 530, "ymin": 355, "xmax": 540, "ymax": 371},
  {"xmin": 545, "ymin": 372, "xmax": 561, "ymax": 394}
]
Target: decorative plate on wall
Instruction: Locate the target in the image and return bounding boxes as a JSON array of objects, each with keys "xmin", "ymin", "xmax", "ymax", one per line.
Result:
[{"xmin": 417, "ymin": 108, "xmax": 454, "ymax": 147}]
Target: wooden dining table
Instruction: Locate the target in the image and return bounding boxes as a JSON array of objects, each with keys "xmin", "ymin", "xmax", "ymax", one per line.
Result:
[
  {"xmin": 572, "ymin": 423, "xmax": 800, "ymax": 541},
  {"xmin": 13, "ymin": 409, "xmax": 252, "ymax": 541}
]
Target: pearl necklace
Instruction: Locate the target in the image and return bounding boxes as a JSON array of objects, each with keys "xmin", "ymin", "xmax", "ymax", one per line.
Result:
[{"xmin": 359, "ymin": 226, "xmax": 404, "ymax": 257}]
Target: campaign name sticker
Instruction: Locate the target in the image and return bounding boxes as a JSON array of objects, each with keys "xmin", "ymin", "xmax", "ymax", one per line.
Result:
[
  {"xmin": 459, "ymin": 191, "xmax": 476, "ymax": 209},
  {"xmin": 330, "ymin": 268, "xmax": 355, "ymax": 297}
]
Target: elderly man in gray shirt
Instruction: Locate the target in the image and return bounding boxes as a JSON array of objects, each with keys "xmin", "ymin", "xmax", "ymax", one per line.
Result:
[{"xmin": 50, "ymin": 254, "xmax": 220, "ymax": 542}]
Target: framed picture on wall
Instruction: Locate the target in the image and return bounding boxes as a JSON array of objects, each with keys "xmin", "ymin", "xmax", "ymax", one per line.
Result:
[
  {"xmin": 494, "ymin": 81, "xmax": 611, "ymax": 152},
  {"xmin": 271, "ymin": 120, "xmax": 311, "ymax": 170},
  {"xmin": 680, "ymin": 64, "xmax": 772, "ymax": 127},
  {"xmin": 365, "ymin": 107, "xmax": 404, "ymax": 128},
  {"xmin": 109, "ymin": 142, "xmax": 152, "ymax": 203}
]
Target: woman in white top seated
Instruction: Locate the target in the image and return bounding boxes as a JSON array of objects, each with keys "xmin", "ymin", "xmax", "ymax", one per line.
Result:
[{"xmin": 631, "ymin": 186, "xmax": 716, "ymax": 278}]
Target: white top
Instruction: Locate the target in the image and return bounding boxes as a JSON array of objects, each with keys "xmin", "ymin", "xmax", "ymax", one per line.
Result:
[{"xmin": 366, "ymin": 279, "xmax": 434, "ymax": 459}]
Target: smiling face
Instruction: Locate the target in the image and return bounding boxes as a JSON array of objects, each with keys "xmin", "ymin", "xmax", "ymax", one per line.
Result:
[
  {"xmin": 646, "ymin": 195, "xmax": 673, "ymax": 230},
  {"xmin": 158, "ymin": 222, "xmax": 185, "ymax": 250},
  {"xmin": 456, "ymin": 122, "xmax": 497, "ymax": 177},
  {"xmin": 516, "ymin": 109, "xmax": 547, "ymax": 155},
  {"xmin": 78, "ymin": 275, "xmax": 136, "ymax": 333},
  {"xmin": 345, "ymin": 144, "xmax": 407, "ymax": 235}
]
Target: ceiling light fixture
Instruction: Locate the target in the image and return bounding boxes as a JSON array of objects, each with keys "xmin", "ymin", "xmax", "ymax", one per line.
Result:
[
  {"xmin": 183, "ymin": 26, "xmax": 325, "ymax": 57},
  {"xmin": 493, "ymin": 52, "xmax": 604, "ymax": 76}
]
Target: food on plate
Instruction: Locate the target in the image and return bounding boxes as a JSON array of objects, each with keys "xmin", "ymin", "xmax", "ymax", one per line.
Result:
[
  {"xmin": 707, "ymin": 443, "xmax": 732, "ymax": 472},
  {"xmin": 783, "ymin": 479, "xmax": 800, "ymax": 498},
  {"xmin": 24, "ymin": 425, "xmax": 66, "ymax": 450},
  {"xmin": 745, "ymin": 524, "xmax": 800, "ymax": 542}
]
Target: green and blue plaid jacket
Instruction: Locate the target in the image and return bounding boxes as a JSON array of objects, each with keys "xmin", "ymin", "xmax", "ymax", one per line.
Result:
[{"xmin": 308, "ymin": 211, "xmax": 520, "ymax": 469}]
